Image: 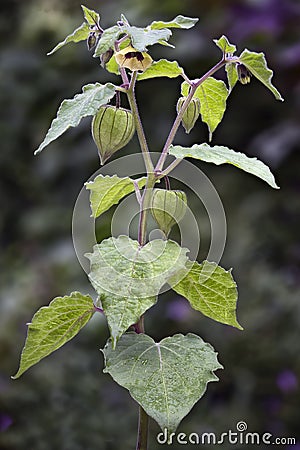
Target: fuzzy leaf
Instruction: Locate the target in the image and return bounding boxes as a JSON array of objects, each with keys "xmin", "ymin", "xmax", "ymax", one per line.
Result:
[
  {"xmin": 47, "ymin": 22, "xmax": 90, "ymax": 55},
  {"xmin": 81, "ymin": 5, "xmax": 100, "ymax": 25},
  {"xmin": 137, "ymin": 59, "xmax": 183, "ymax": 81},
  {"xmin": 105, "ymin": 55, "xmax": 119, "ymax": 74},
  {"xmin": 93, "ymin": 26, "xmax": 120, "ymax": 57},
  {"xmin": 120, "ymin": 14, "xmax": 130, "ymax": 26},
  {"xmin": 103, "ymin": 332, "xmax": 223, "ymax": 432},
  {"xmin": 150, "ymin": 15, "xmax": 199, "ymax": 30},
  {"xmin": 85, "ymin": 174, "xmax": 147, "ymax": 218},
  {"xmin": 121, "ymin": 26, "xmax": 172, "ymax": 52},
  {"xmin": 171, "ymin": 261, "xmax": 242, "ymax": 329},
  {"xmin": 181, "ymin": 78, "xmax": 228, "ymax": 141},
  {"xmin": 12, "ymin": 292, "xmax": 94, "ymax": 379},
  {"xmin": 35, "ymin": 83, "xmax": 116, "ymax": 154},
  {"xmin": 86, "ymin": 237, "xmax": 188, "ymax": 347},
  {"xmin": 214, "ymin": 35, "xmax": 236, "ymax": 54},
  {"xmin": 169, "ymin": 143, "xmax": 279, "ymax": 188},
  {"xmin": 239, "ymin": 49, "xmax": 284, "ymax": 101},
  {"xmin": 226, "ymin": 62, "xmax": 238, "ymax": 92}
]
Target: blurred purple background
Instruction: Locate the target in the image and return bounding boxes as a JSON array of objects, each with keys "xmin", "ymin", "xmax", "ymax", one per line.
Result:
[{"xmin": 0, "ymin": 0, "xmax": 299, "ymax": 448}]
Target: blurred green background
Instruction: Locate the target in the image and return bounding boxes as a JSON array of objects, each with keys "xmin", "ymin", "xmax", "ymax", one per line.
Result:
[{"xmin": 1, "ymin": 0, "xmax": 300, "ymax": 449}]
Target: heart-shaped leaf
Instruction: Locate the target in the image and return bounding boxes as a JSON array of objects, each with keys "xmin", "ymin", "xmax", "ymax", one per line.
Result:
[
  {"xmin": 103, "ymin": 332, "xmax": 223, "ymax": 432},
  {"xmin": 86, "ymin": 237, "xmax": 188, "ymax": 346}
]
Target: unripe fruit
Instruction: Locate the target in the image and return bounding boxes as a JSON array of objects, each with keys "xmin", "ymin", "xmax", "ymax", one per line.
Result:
[
  {"xmin": 151, "ymin": 189, "xmax": 187, "ymax": 237},
  {"xmin": 91, "ymin": 105, "xmax": 135, "ymax": 164},
  {"xmin": 177, "ymin": 97, "xmax": 200, "ymax": 134}
]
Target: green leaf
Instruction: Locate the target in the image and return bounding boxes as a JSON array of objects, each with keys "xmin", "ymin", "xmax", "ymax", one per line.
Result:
[
  {"xmin": 47, "ymin": 22, "xmax": 90, "ymax": 55},
  {"xmin": 35, "ymin": 83, "xmax": 116, "ymax": 154},
  {"xmin": 225, "ymin": 62, "xmax": 238, "ymax": 92},
  {"xmin": 169, "ymin": 143, "xmax": 279, "ymax": 188},
  {"xmin": 182, "ymin": 78, "xmax": 228, "ymax": 141},
  {"xmin": 93, "ymin": 26, "xmax": 120, "ymax": 57},
  {"xmin": 239, "ymin": 49, "xmax": 284, "ymax": 101},
  {"xmin": 137, "ymin": 59, "xmax": 183, "ymax": 81},
  {"xmin": 214, "ymin": 35, "xmax": 236, "ymax": 54},
  {"xmin": 81, "ymin": 5, "xmax": 100, "ymax": 25},
  {"xmin": 120, "ymin": 14, "xmax": 130, "ymax": 26},
  {"xmin": 86, "ymin": 237, "xmax": 188, "ymax": 347},
  {"xmin": 121, "ymin": 26, "xmax": 172, "ymax": 52},
  {"xmin": 85, "ymin": 174, "xmax": 147, "ymax": 218},
  {"xmin": 105, "ymin": 55, "xmax": 119, "ymax": 75},
  {"xmin": 157, "ymin": 39, "xmax": 175, "ymax": 48},
  {"xmin": 12, "ymin": 292, "xmax": 94, "ymax": 379},
  {"xmin": 171, "ymin": 261, "xmax": 242, "ymax": 329},
  {"xmin": 150, "ymin": 15, "xmax": 199, "ymax": 30},
  {"xmin": 103, "ymin": 332, "xmax": 222, "ymax": 432}
]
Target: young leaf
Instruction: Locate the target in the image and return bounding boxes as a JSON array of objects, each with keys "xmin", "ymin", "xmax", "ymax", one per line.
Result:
[
  {"xmin": 169, "ymin": 143, "xmax": 279, "ymax": 188},
  {"xmin": 137, "ymin": 59, "xmax": 183, "ymax": 81},
  {"xmin": 170, "ymin": 261, "xmax": 242, "ymax": 329},
  {"xmin": 35, "ymin": 83, "xmax": 116, "ymax": 154},
  {"xmin": 103, "ymin": 332, "xmax": 223, "ymax": 432},
  {"xmin": 12, "ymin": 292, "xmax": 95, "ymax": 379},
  {"xmin": 214, "ymin": 35, "xmax": 236, "ymax": 55},
  {"xmin": 121, "ymin": 26, "xmax": 172, "ymax": 52},
  {"xmin": 93, "ymin": 26, "xmax": 120, "ymax": 57},
  {"xmin": 150, "ymin": 15, "xmax": 199, "ymax": 30},
  {"xmin": 103, "ymin": 55, "xmax": 119, "ymax": 74},
  {"xmin": 86, "ymin": 237, "xmax": 188, "ymax": 346},
  {"xmin": 239, "ymin": 49, "xmax": 284, "ymax": 101},
  {"xmin": 181, "ymin": 78, "xmax": 228, "ymax": 141},
  {"xmin": 120, "ymin": 13, "xmax": 130, "ymax": 26},
  {"xmin": 225, "ymin": 62, "xmax": 238, "ymax": 92},
  {"xmin": 81, "ymin": 5, "xmax": 100, "ymax": 25},
  {"xmin": 85, "ymin": 174, "xmax": 147, "ymax": 218},
  {"xmin": 101, "ymin": 292, "xmax": 157, "ymax": 350},
  {"xmin": 47, "ymin": 22, "xmax": 90, "ymax": 55}
]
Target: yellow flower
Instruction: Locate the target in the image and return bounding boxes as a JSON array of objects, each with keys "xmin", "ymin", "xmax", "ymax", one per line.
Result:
[{"xmin": 115, "ymin": 45, "xmax": 153, "ymax": 72}]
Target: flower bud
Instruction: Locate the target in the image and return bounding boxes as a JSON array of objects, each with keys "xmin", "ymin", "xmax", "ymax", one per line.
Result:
[
  {"xmin": 237, "ymin": 63, "xmax": 252, "ymax": 84},
  {"xmin": 177, "ymin": 97, "xmax": 200, "ymax": 134},
  {"xmin": 151, "ymin": 189, "xmax": 187, "ymax": 237},
  {"xmin": 91, "ymin": 105, "xmax": 135, "ymax": 164}
]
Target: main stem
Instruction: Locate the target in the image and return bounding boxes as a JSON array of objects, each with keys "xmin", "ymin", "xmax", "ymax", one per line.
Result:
[
  {"xmin": 135, "ymin": 314, "xmax": 149, "ymax": 450},
  {"xmin": 126, "ymin": 71, "xmax": 155, "ymax": 450}
]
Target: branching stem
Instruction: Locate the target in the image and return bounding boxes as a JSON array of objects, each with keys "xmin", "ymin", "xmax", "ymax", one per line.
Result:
[{"xmin": 154, "ymin": 58, "xmax": 226, "ymax": 174}]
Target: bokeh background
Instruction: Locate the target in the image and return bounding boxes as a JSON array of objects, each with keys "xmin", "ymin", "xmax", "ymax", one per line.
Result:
[{"xmin": 1, "ymin": 0, "xmax": 300, "ymax": 449}]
